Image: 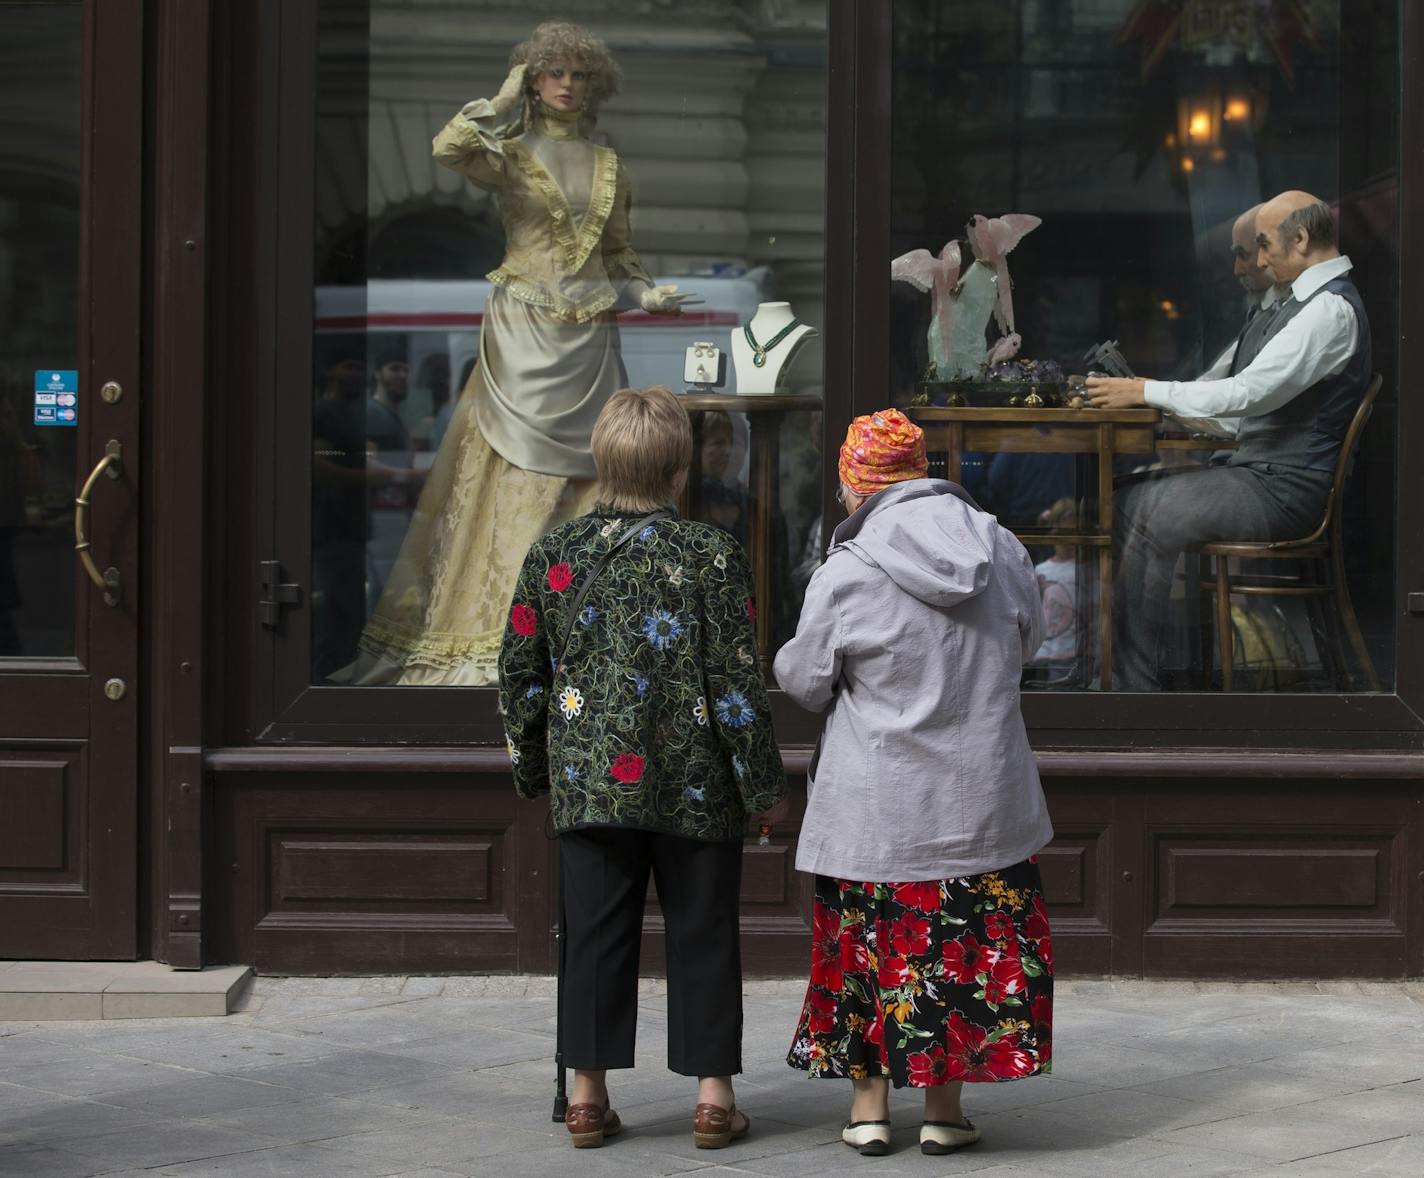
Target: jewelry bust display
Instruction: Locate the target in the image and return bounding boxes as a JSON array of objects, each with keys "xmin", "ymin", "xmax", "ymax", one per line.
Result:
[{"xmin": 730, "ymin": 301, "xmax": 818, "ymax": 395}]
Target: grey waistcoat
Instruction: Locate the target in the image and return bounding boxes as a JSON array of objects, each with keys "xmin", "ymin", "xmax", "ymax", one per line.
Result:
[{"xmin": 1227, "ymin": 277, "xmax": 1371, "ymax": 473}]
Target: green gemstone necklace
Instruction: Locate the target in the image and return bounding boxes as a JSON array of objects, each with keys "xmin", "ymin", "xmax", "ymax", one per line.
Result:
[{"xmin": 743, "ymin": 318, "xmax": 802, "ymax": 368}]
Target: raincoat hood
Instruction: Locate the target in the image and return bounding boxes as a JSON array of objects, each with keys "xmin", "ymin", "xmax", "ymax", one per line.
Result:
[{"xmin": 830, "ymin": 478, "xmax": 996, "ymax": 608}]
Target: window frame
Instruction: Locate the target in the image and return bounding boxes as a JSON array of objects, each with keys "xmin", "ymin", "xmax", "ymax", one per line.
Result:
[{"xmin": 235, "ymin": 0, "xmax": 1424, "ymax": 749}]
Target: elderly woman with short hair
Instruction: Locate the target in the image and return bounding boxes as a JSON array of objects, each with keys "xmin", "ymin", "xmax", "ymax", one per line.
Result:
[
  {"xmin": 776, "ymin": 408, "xmax": 1055, "ymax": 1158},
  {"xmin": 500, "ymin": 384, "xmax": 786, "ymax": 1151}
]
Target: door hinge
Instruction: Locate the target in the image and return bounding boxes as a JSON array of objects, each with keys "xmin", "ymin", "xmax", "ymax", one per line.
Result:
[{"xmin": 258, "ymin": 560, "xmax": 303, "ymax": 628}]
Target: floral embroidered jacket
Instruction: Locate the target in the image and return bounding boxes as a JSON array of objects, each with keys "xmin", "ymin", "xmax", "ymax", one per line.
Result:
[{"xmin": 499, "ymin": 507, "xmax": 786, "ymax": 841}]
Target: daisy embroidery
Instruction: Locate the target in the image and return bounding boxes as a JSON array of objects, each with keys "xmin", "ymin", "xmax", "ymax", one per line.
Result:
[
  {"xmin": 693, "ymin": 697, "xmax": 709, "ymax": 726},
  {"xmin": 642, "ymin": 609, "xmax": 686, "ymax": 650},
  {"xmin": 662, "ymin": 562, "xmax": 686, "ymax": 588},
  {"xmin": 683, "ymin": 785, "xmax": 707, "ymax": 802},
  {"xmin": 558, "ymin": 686, "xmax": 584, "ymax": 719},
  {"xmin": 525, "ymin": 683, "xmax": 544, "ymax": 700},
  {"xmin": 631, "ymin": 673, "xmax": 650, "ymax": 698},
  {"xmin": 714, "ymin": 551, "xmax": 727, "ymax": 570},
  {"xmin": 639, "ymin": 525, "xmax": 656, "ymax": 541},
  {"xmin": 579, "ymin": 605, "xmax": 599, "ymax": 626},
  {"xmin": 505, "ymin": 738, "xmax": 520, "ymax": 765},
  {"xmin": 732, "ymin": 755, "xmax": 746, "ymax": 781}
]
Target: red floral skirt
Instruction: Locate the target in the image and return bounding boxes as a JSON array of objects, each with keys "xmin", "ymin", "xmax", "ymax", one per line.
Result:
[{"xmin": 787, "ymin": 858, "xmax": 1053, "ymax": 1087}]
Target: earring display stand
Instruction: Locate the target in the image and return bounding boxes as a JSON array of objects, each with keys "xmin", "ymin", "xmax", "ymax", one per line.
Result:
[{"xmin": 679, "ymin": 392, "xmax": 821, "ymax": 657}]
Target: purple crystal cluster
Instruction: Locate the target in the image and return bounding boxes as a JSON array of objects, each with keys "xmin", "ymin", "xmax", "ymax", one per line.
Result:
[{"xmin": 986, "ymin": 358, "xmax": 1063, "ymax": 384}]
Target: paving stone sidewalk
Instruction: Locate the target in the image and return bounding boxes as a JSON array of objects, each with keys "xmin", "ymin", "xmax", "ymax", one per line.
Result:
[{"xmin": 2, "ymin": 976, "xmax": 1422, "ymax": 1177}]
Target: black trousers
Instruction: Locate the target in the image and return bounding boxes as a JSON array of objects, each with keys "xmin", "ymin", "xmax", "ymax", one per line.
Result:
[{"xmin": 559, "ymin": 827, "xmax": 743, "ymax": 1076}]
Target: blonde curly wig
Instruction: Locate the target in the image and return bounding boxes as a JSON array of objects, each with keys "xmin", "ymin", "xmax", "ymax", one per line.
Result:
[{"xmin": 511, "ymin": 21, "xmax": 622, "ymax": 109}]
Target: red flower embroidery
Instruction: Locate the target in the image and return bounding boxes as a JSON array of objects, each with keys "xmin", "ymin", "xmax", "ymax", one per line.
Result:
[
  {"xmin": 609, "ymin": 753, "xmax": 645, "ymax": 784},
  {"xmin": 1030, "ymin": 994, "xmax": 1053, "ymax": 1065},
  {"xmin": 1023, "ymin": 894, "xmax": 1050, "ymax": 942},
  {"xmin": 510, "ymin": 603, "xmax": 538, "ymax": 636},
  {"xmin": 810, "ymin": 902, "xmax": 844, "ymax": 992},
  {"xmin": 805, "ymin": 987, "xmax": 837, "ymax": 1035},
  {"xmin": 892, "ymin": 881, "xmax": 942, "ymax": 914},
  {"xmin": 1023, "ymin": 896, "xmax": 1052, "ymax": 973},
  {"xmin": 906, "ymin": 1044, "xmax": 951, "ymax": 1087},
  {"xmin": 839, "ymin": 926, "xmax": 872, "ymax": 978},
  {"xmin": 984, "ymin": 911, "xmax": 1015, "ymax": 942},
  {"xmin": 944, "ymin": 1011, "xmax": 1035, "ymax": 1081},
  {"xmin": 546, "ymin": 563, "xmax": 573, "ymax": 592},
  {"xmin": 942, "ymin": 933, "xmax": 993, "ymax": 985},
  {"xmin": 890, "ymin": 912, "xmax": 931, "ymax": 957},
  {"xmin": 1030, "ymin": 993, "xmax": 1052, "ymax": 1036},
  {"xmin": 981, "ymin": 974, "xmax": 1010, "ymax": 1005},
  {"xmin": 988, "ymin": 942, "xmax": 1027, "ymax": 997},
  {"xmin": 746, "ymin": 597, "xmax": 757, "ymax": 622},
  {"xmin": 878, "ymin": 954, "xmax": 911, "ymax": 990}
]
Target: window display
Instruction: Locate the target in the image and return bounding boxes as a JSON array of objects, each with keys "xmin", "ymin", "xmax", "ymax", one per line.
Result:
[
  {"xmin": 892, "ymin": 0, "xmax": 1399, "ymax": 694},
  {"xmin": 307, "ymin": 2, "xmax": 828, "ymax": 688}
]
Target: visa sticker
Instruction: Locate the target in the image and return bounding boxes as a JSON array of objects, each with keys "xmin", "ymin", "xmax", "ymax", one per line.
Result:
[{"xmin": 35, "ymin": 370, "xmax": 78, "ymax": 427}]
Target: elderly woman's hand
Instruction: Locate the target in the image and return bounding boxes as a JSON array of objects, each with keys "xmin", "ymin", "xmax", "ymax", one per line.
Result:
[{"xmin": 755, "ymin": 797, "xmax": 791, "ymax": 826}]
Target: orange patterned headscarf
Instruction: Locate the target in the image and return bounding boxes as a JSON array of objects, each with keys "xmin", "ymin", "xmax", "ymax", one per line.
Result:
[{"xmin": 838, "ymin": 408, "xmax": 928, "ymax": 496}]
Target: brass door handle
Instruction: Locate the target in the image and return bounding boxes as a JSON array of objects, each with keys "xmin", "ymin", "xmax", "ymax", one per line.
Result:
[{"xmin": 75, "ymin": 439, "xmax": 123, "ymax": 606}]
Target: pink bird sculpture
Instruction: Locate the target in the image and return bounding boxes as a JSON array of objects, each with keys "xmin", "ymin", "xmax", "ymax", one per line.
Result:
[
  {"xmin": 891, "ymin": 239, "xmax": 961, "ymax": 377},
  {"xmin": 966, "ymin": 213, "xmax": 1042, "ymax": 341}
]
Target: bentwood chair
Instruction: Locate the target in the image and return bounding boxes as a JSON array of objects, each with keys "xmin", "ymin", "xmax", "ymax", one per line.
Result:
[{"xmin": 1197, "ymin": 373, "xmax": 1383, "ymax": 692}]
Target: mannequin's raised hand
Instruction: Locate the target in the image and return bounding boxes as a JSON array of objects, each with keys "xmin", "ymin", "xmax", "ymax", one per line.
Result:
[
  {"xmin": 638, "ymin": 284, "xmax": 693, "ymax": 316},
  {"xmin": 467, "ymin": 64, "xmax": 526, "ymax": 119}
]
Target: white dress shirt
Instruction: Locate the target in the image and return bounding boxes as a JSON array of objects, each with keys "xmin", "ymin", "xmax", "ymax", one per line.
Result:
[
  {"xmin": 1146, "ymin": 255, "xmax": 1360, "ymax": 427},
  {"xmin": 1168, "ymin": 285, "xmax": 1288, "ymax": 438}
]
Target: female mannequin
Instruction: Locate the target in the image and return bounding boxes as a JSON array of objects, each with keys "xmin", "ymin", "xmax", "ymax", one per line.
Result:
[{"xmin": 342, "ymin": 21, "xmax": 687, "ymax": 686}]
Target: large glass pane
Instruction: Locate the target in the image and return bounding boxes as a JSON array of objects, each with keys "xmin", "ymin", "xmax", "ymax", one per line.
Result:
[
  {"xmin": 308, "ymin": 2, "xmax": 828, "ymax": 685},
  {"xmin": 0, "ymin": 0, "xmax": 82, "ymax": 658},
  {"xmin": 892, "ymin": 0, "xmax": 1398, "ymax": 693}
]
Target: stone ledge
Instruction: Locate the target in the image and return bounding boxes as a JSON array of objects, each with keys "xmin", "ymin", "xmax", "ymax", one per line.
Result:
[{"xmin": 0, "ymin": 961, "xmax": 251, "ymax": 1021}]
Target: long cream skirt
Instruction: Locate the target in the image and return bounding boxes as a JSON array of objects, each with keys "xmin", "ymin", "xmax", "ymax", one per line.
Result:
[{"xmin": 337, "ymin": 295, "xmax": 616, "ymax": 687}]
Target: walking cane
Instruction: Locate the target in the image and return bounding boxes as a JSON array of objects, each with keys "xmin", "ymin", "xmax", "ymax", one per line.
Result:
[{"xmin": 551, "ymin": 816, "xmax": 568, "ymax": 1122}]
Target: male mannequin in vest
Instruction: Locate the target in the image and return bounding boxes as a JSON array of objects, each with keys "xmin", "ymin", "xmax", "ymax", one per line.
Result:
[
  {"xmin": 1167, "ymin": 203, "xmax": 1290, "ymax": 440},
  {"xmin": 1084, "ymin": 190, "xmax": 1372, "ymax": 690}
]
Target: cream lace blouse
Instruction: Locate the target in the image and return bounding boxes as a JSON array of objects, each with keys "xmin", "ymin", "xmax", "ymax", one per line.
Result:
[{"xmin": 432, "ymin": 102, "xmax": 653, "ymax": 324}]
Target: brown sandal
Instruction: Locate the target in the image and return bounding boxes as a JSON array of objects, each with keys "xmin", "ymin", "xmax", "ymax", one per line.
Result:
[
  {"xmin": 692, "ymin": 1102, "xmax": 750, "ymax": 1149},
  {"xmin": 565, "ymin": 1100, "xmax": 622, "ymax": 1149}
]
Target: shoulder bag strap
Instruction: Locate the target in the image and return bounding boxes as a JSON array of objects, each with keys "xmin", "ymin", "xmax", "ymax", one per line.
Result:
[{"xmin": 552, "ymin": 509, "xmax": 671, "ymax": 679}]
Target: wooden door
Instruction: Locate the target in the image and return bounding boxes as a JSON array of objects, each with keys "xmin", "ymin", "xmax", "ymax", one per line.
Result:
[{"xmin": 0, "ymin": 0, "xmax": 143, "ymax": 959}]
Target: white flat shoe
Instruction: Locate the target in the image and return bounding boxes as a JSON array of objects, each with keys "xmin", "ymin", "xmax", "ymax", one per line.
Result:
[
  {"xmin": 920, "ymin": 1117, "xmax": 981, "ymax": 1155},
  {"xmin": 842, "ymin": 1119, "xmax": 892, "ymax": 1156}
]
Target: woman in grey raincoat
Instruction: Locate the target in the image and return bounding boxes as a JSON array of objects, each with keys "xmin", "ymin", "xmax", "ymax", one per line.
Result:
[{"xmin": 776, "ymin": 408, "xmax": 1055, "ymax": 1158}]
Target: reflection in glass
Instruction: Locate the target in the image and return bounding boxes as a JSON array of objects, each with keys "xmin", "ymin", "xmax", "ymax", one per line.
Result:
[
  {"xmin": 0, "ymin": 2, "xmax": 81, "ymax": 658},
  {"xmin": 893, "ymin": 0, "xmax": 1398, "ymax": 693},
  {"xmin": 310, "ymin": 2, "xmax": 828, "ymax": 686}
]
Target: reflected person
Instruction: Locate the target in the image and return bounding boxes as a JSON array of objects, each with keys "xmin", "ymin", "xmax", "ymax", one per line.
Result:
[
  {"xmin": 1086, "ymin": 191, "xmax": 1372, "ymax": 690},
  {"xmin": 311, "ymin": 353, "xmax": 370, "ymax": 680},
  {"xmin": 364, "ymin": 350, "xmax": 417, "ymax": 612}
]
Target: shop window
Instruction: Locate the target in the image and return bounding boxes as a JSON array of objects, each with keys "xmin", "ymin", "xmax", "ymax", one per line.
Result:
[
  {"xmin": 304, "ymin": 2, "xmax": 829, "ymax": 690},
  {"xmin": 891, "ymin": 0, "xmax": 1399, "ymax": 694},
  {"xmin": 0, "ymin": 1, "xmax": 81, "ymax": 660}
]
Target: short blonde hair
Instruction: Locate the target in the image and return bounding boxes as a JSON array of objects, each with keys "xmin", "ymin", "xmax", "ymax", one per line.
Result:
[
  {"xmin": 511, "ymin": 21, "xmax": 622, "ymax": 110},
  {"xmin": 591, "ymin": 386, "xmax": 692, "ymax": 512}
]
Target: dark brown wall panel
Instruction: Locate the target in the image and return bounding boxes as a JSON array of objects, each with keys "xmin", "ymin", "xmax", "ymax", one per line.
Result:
[
  {"xmin": 207, "ymin": 764, "xmax": 1423, "ymax": 978},
  {"xmin": 1140, "ymin": 783, "xmax": 1416, "ymax": 977},
  {"xmin": 0, "ymin": 748, "xmax": 87, "ymax": 889}
]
